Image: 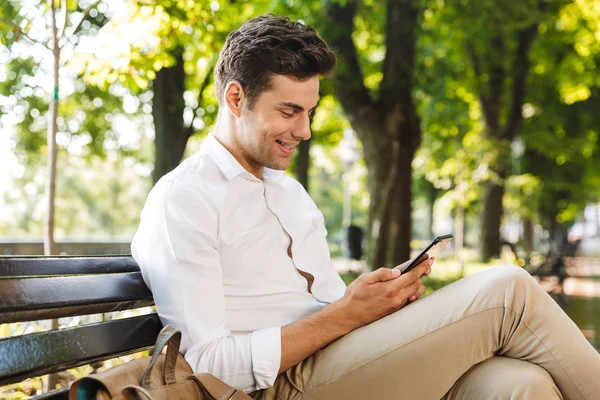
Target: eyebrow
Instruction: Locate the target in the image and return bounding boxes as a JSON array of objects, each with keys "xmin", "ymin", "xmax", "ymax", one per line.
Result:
[{"xmin": 278, "ymin": 102, "xmax": 318, "ymax": 113}]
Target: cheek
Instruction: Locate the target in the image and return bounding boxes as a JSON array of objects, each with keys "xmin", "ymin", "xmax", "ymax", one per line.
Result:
[
  {"xmin": 245, "ymin": 112, "xmax": 291, "ymax": 145},
  {"xmin": 264, "ymin": 119, "xmax": 292, "ymax": 137}
]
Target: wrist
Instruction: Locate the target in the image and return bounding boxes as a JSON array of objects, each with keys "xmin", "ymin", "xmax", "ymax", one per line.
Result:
[{"xmin": 327, "ymin": 298, "xmax": 360, "ymax": 334}]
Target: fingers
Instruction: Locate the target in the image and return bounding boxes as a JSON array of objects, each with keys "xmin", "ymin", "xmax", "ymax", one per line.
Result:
[
  {"xmin": 367, "ymin": 267, "xmax": 400, "ymax": 283},
  {"xmin": 424, "ymin": 257, "xmax": 435, "ymax": 276},
  {"xmin": 395, "ymin": 279, "xmax": 422, "ymax": 308},
  {"xmin": 404, "ymin": 260, "xmax": 431, "ymax": 282},
  {"xmin": 420, "ymin": 257, "xmax": 435, "ymax": 276},
  {"xmin": 394, "ymin": 259, "xmax": 411, "ymax": 271},
  {"xmin": 381, "ymin": 263, "xmax": 425, "ymax": 296},
  {"xmin": 408, "ymin": 283, "xmax": 427, "ymax": 302},
  {"xmin": 423, "ymin": 264, "xmax": 432, "ymax": 276},
  {"xmin": 371, "ymin": 255, "xmax": 434, "ymax": 289}
]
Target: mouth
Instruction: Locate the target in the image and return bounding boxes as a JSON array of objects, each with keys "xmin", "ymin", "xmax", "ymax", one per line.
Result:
[{"xmin": 276, "ymin": 139, "xmax": 297, "ymax": 155}]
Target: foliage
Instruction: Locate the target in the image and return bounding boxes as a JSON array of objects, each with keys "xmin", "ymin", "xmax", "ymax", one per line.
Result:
[
  {"xmin": 520, "ymin": 0, "xmax": 600, "ymax": 228},
  {"xmin": 2, "ymin": 0, "xmax": 599, "ymax": 250},
  {"xmin": 0, "ymin": 0, "xmax": 130, "ymax": 166},
  {"xmin": 2, "ymin": 0, "xmax": 600, "ymax": 395},
  {"xmin": 413, "ymin": 0, "xmax": 600, "ymax": 245}
]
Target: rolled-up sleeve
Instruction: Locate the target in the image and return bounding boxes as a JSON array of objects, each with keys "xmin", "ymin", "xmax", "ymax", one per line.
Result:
[
  {"xmin": 250, "ymin": 326, "xmax": 282, "ymax": 388},
  {"xmin": 131, "ymin": 180, "xmax": 281, "ymax": 393}
]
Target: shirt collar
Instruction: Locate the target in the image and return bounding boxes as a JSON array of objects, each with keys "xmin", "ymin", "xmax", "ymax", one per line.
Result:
[{"xmin": 200, "ymin": 133, "xmax": 286, "ymax": 183}]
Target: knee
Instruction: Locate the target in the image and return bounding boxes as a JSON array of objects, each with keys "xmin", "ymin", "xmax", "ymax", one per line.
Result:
[
  {"xmin": 516, "ymin": 365, "xmax": 562, "ymax": 399},
  {"xmin": 484, "ymin": 264, "xmax": 535, "ymax": 289},
  {"xmin": 499, "ymin": 264, "xmax": 534, "ymax": 284},
  {"xmin": 447, "ymin": 358, "xmax": 561, "ymax": 400},
  {"xmin": 475, "ymin": 264, "xmax": 540, "ymax": 302}
]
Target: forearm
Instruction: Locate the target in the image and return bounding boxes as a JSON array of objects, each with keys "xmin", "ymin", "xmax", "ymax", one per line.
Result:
[
  {"xmin": 277, "ymin": 263, "xmax": 430, "ymax": 375},
  {"xmin": 279, "ymin": 299, "xmax": 356, "ymax": 374}
]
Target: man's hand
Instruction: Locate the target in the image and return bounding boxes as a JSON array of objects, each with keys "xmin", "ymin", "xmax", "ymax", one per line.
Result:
[
  {"xmin": 278, "ymin": 257, "xmax": 434, "ymax": 374},
  {"xmin": 334, "ymin": 257, "xmax": 434, "ymax": 331},
  {"xmin": 393, "ymin": 257, "xmax": 433, "ymax": 303}
]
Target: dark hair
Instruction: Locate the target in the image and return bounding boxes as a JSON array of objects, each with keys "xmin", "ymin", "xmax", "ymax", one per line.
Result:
[{"xmin": 214, "ymin": 14, "xmax": 336, "ymax": 108}]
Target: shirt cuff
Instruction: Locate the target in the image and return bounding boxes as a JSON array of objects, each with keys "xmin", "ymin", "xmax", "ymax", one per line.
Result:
[{"xmin": 250, "ymin": 326, "xmax": 281, "ymax": 390}]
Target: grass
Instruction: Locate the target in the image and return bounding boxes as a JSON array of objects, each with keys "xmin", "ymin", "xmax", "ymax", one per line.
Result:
[
  {"xmin": 339, "ymin": 258, "xmax": 509, "ymax": 291},
  {"xmin": 340, "ymin": 259, "xmax": 600, "ymax": 351}
]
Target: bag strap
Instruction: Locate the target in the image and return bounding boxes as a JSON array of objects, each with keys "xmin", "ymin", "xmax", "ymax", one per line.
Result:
[
  {"xmin": 122, "ymin": 385, "xmax": 155, "ymax": 400},
  {"xmin": 124, "ymin": 375, "xmax": 252, "ymax": 400},
  {"xmin": 141, "ymin": 325, "xmax": 182, "ymax": 389},
  {"xmin": 189, "ymin": 373, "xmax": 253, "ymax": 400}
]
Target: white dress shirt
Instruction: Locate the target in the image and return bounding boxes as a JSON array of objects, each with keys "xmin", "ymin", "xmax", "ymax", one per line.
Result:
[{"xmin": 131, "ymin": 133, "xmax": 347, "ymax": 393}]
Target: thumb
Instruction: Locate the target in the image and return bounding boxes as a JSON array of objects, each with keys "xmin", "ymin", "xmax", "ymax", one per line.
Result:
[{"xmin": 368, "ymin": 267, "xmax": 400, "ymax": 283}]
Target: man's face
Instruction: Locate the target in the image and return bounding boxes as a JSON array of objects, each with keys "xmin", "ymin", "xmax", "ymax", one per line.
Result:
[{"xmin": 234, "ymin": 74, "xmax": 319, "ymax": 172}]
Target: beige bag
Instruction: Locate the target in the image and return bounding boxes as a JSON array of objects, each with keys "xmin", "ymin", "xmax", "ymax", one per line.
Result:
[{"xmin": 69, "ymin": 325, "xmax": 252, "ymax": 400}]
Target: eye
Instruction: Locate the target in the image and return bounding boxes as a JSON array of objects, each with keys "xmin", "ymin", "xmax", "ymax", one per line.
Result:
[{"xmin": 281, "ymin": 111, "xmax": 294, "ymax": 118}]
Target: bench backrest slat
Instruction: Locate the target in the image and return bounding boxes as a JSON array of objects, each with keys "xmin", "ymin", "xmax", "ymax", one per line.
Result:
[
  {"xmin": 0, "ymin": 256, "xmax": 139, "ymax": 277},
  {"xmin": 0, "ymin": 313, "xmax": 162, "ymax": 386},
  {"xmin": 0, "ymin": 272, "xmax": 154, "ymax": 324},
  {"xmin": 0, "ymin": 256, "xmax": 163, "ymax": 394}
]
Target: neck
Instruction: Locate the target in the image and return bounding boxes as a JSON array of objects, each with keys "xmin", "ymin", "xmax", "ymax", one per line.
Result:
[{"xmin": 212, "ymin": 110, "xmax": 264, "ymax": 180}]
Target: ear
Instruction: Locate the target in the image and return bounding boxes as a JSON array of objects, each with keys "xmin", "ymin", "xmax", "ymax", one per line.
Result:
[{"xmin": 224, "ymin": 81, "xmax": 245, "ymax": 118}]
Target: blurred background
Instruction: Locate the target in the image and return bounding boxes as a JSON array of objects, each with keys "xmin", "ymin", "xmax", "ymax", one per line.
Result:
[{"xmin": 1, "ymin": 0, "xmax": 599, "ymax": 396}]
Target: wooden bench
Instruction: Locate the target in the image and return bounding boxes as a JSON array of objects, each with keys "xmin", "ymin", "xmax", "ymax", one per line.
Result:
[{"xmin": 0, "ymin": 255, "xmax": 163, "ymax": 399}]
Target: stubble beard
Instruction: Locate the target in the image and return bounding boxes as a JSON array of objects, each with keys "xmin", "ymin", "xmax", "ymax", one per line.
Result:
[{"xmin": 242, "ymin": 111, "xmax": 289, "ymax": 172}]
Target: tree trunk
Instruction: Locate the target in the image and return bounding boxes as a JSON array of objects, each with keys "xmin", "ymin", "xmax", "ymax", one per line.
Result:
[
  {"xmin": 467, "ymin": 24, "xmax": 538, "ymax": 261},
  {"xmin": 45, "ymin": 0, "xmax": 59, "ymax": 261},
  {"xmin": 454, "ymin": 204, "xmax": 465, "ymax": 259},
  {"xmin": 152, "ymin": 47, "xmax": 188, "ymax": 184},
  {"xmin": 596, "ymin": 203, "xmax": 600, "ymax": 237},
  {"xmin": 322, "ymin": 0, "xmax": 420, "ymax": 269},
  {"xmin": 44, "ymin": 1, "xmax": 60, "ymax": 392},
  {"xmin": 389, "ymin": 148, "xmax": 414, "ymax": 265},
  {"xmin": 480, "ymin": 177, "xmax": 506, "ymax": 261},
  {"xmin": 368, "ymin": 157, "xmax": 395, "ymax": 269},
  {"xmin": 296, "ymin": 138, "xmax": 311, "ymax": 191},
  {"xmin": 523, "ymin": 218, "xmax": 534, "ymax": 252},
  {"xmin": 364, "ymin": 135, "xmax": 418, "ymax": 268},
  {"xmin": 547, "ymin": 211, "xmax": 559, "ymax": 252},
  {"xmin": 426, "ymin": 180, "xmax": 437, "ymax": 239}
]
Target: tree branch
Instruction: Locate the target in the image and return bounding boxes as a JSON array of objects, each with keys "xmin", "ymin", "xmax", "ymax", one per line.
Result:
[
  {"xmin": 465, "ymin": 41, "xmax": 481, "ymax": 77},
  {"xmin": 186, "ymin": 60, "xmax": 215, "ymax": 137},
  {"xmin": 477, "ymin": 34, "xmax": 505, "ymax": 136},
  {"xmin": 379, "ymin": 0, "xmax": 419, "ymax": 110},
  {"xmin": 465, "ymin": 41, "xmax": 486, "ymax": 103},
  {"xmin": 0, "ymin": 18, "xmax": 52, "ymax": 51},
  {"xmin": 320, "ymin": 0, "xmax": 378, "ymax": 132},
  {"xmin": 57, "ymin": 0, "xmax": 68, "ymax": 39},
  {"xmin": 502, "ymin": 23, "xmax": 538, "ymax": 140},
  {"xmin": 67, "ymin": 0, "xmax": 102, "ymax": 41}
]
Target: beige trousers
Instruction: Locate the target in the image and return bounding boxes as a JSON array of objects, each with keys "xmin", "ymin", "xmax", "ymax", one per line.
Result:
[{"xmin": 249, "ymin": 266, "xmax": 600, "ymax": 400}]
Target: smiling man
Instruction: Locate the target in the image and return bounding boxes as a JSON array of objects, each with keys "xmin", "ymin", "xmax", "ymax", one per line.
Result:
[{"xmin": 131, "ymin": 14, "xmax": 600, "ymax": 400}]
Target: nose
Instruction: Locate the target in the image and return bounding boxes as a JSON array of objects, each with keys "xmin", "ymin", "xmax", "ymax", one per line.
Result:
[{"xmin": 293, "ymin": 113, "xmax": 312, "ymax": 141}]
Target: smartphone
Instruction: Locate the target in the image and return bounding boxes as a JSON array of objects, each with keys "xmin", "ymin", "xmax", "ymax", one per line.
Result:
[{"xmin": 400, "ymin": 234, "xmax": 453, "ymax": 274}]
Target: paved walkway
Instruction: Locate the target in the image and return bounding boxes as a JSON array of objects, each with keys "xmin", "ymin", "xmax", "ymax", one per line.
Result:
[{"xmin": 538, "ymin": 257, "xmax": 600, "ymax": 298}]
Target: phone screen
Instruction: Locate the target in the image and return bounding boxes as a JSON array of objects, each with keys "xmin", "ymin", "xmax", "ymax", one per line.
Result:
[{"xmin": 400, "ymin": 234, "xmax": 453, "ymax": 274}]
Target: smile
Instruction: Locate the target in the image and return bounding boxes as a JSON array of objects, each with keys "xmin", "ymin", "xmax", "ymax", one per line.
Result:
[{"xmin": 276, "ymin": 140, "xmax": 296, "ymax": 152}]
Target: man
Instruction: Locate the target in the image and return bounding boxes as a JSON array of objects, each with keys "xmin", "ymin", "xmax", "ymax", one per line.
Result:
[{"xmin": 131, "ymin": 14, "xmax": 600, "ymax": 400}]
